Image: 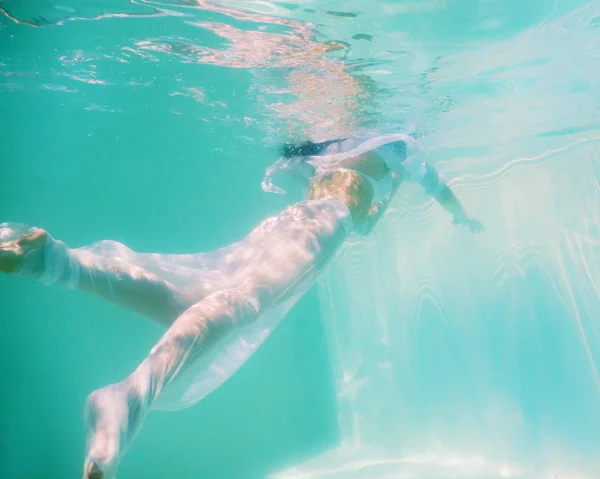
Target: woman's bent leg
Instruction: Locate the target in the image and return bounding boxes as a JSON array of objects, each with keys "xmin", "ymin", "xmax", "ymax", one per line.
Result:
[
  {"xmin": 83, "ymin": 287, "xmax": 262, "ymax": 479},
  {"xmin": 82, "ymin": 199, "xmax": 352, "ymax": 478},
  {"xmin": 0, "ymin": 224, "xmax": 189, "ymax": 325}
]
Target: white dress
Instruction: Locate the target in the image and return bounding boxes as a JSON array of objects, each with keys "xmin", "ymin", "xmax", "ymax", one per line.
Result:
[
  {"xmin": 4, "ymin": 197, "xmax": 353, "ymax": 410},
  {"xmin": 262, "ymin": 133, "xmax": 446, "ymax": 198}
]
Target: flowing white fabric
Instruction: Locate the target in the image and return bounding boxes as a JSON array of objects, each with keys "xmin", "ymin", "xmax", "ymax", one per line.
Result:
[
  {"xmin": 262, "ymin": 133, "xmax": 425, "ymax": 195},
  {"xmin": 2, "ymin": 197, "xmax": 353, "ymax": 411}
]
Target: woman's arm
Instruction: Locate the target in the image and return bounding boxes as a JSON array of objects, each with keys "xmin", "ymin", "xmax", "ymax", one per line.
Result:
[
  {"xmin": 434, "ymin": 184, "xmax": 485, "ymax": 233},
  {"xmin": 417, "ymin": 163, "xmax": 484, "ymax": 234}
]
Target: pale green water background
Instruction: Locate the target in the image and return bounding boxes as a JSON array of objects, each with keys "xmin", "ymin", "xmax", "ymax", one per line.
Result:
[{"xmin": 1, "ymin": 1, "xmax": 600, "ymax": 478}]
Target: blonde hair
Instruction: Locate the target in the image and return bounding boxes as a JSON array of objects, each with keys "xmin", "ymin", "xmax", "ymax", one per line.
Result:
[{"xmin": 308, "ymin": 170, "xmax": 373, "ymax": 224}]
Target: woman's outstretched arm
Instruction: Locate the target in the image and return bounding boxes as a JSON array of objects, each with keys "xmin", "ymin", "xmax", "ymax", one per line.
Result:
[
  {"xmin": 418, "ymin": 164, "xmax": 485, "ymax": 234},
  {"xmin": 433, "ymin": 185, "xmax": 485, "ymax": 233}
]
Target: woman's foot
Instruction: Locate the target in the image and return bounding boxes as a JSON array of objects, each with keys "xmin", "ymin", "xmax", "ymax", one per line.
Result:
[
  {"xmin": 83, "ymin": 382, "xmax": 147, "ymax": 479},
  {"xmin": 0, "ymin": 224, "xmax": 50, "ymax": 274}
]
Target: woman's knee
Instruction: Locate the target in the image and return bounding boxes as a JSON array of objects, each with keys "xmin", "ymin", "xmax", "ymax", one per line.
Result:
[{"xmin": 175, "ymin": 286, "xmax": 263, "ymax": 333}]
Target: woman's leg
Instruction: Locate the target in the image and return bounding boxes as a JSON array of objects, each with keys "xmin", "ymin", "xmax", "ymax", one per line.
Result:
[
  {"xmin": 82, "ymin": 198, "xmax": 353, "ymax": 479},
  {"xmin": 83, "ymin": 287, "xmax": 263, "ymax": 479},
  {"xmin": 0, "ymin": 225, "xmax": 190, "ymax": 325}
]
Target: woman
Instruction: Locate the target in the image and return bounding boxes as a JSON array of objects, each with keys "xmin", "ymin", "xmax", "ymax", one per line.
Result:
[
  {"xmin": 0, "ymin": 168, "xmax": 376, "ymax": 479},
  {"xmin": 263, "ymin": 133, "xmax": 484, "ymax": 233}
]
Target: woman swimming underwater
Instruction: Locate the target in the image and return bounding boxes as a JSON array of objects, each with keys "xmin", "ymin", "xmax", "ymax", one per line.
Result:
[
  {"xmin": 263, "ymin": 133, "xmax": 484, "ymax": 233},
  {"xmin": 1, "ymin": 166, "xmax": 390, "ymax": 479},
  {"xmin": 0, "ymin": 134, "xmax": 482, "ymax": 479}
]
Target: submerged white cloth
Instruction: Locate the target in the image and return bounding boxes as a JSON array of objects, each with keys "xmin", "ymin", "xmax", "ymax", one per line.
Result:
[
  {"xmin": 3, "ymin": 197, "xmax": 353, "ymax": 411},
  {"xmin": 262, "ymin": 133, "xmax": 438, "ymax": 200}
]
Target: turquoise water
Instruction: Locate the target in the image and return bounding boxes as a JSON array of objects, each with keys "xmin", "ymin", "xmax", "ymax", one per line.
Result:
[{"xmin": 1, "ymin": 0, "xmax": 600, "ymax": 478}]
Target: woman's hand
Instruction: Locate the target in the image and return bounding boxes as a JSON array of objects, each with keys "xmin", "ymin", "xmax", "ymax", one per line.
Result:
[{"xmin": 453, "ymin": 216, "xmax": 485, "ymax": 234}]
